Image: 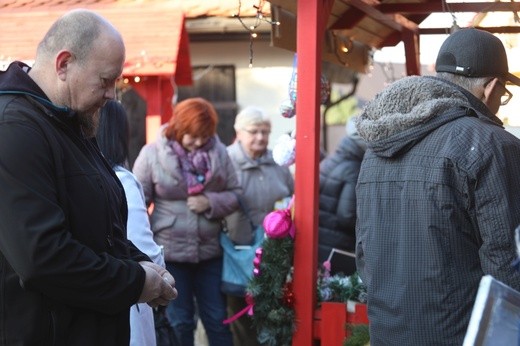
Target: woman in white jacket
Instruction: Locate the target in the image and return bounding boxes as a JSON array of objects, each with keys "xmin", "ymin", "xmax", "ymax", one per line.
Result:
[{"xmin": 96, "ymin": 100, "xmax": 166, "ymax": 346}]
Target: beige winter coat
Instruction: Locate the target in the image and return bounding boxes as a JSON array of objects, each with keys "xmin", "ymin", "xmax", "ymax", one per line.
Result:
[
  {"xmin": 133, "ymin": 130, "xmax": 240, "ymax": 262},
  {"xmin": 224, "ymin": 141, "xmax": 294, "ymax": 244}
]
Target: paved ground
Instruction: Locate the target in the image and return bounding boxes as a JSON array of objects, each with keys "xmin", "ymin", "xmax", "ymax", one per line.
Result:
[{"xmin": 195, "ymin": 319, "xmax": 209, "ymax": 346}]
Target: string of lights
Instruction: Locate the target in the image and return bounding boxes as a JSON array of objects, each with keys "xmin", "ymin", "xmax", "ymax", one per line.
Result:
[{"xmin": 233, "ymin": 0, "xmax": 280, "ymax": 67}]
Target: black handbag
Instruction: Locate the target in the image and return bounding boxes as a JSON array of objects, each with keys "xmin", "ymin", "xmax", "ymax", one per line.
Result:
[{"xmin": 153, "ymin": 306, "xmax": 180, "ymax": 346}]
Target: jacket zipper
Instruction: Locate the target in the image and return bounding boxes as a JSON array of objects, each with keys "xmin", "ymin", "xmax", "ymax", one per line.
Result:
[{"xmin": 49, "ymin": 308, "xmax": 56, "ymax": 346}]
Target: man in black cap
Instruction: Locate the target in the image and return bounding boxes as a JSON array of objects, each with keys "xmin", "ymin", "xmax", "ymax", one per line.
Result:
[{"xmin": 355, "ymin": 28, "xmax": 520, "ymax": 345}]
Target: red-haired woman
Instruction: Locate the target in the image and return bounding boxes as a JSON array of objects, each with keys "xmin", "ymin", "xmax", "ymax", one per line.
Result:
[{"xmin": 133, "ymin": 97, "xmax": 239, "ymax": 345}]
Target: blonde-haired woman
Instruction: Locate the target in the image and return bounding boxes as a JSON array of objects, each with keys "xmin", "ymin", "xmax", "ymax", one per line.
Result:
[{"xmin": 225, "ymin": 106, "xmax": 294, "ymax": 345}]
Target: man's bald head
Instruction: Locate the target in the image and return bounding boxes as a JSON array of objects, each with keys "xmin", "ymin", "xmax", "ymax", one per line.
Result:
[{"xmin": 36, "ymin": 9, "xmax": 124, "ymax": 64}]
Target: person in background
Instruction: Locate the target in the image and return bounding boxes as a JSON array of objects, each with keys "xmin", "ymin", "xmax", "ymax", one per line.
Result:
[
  {"xmin": 225, "ymin": 106, "xmax": 294, "ymax": 346},
  {"xmin": 0, "ymin": 9, "xmax": 176, "ymax": 345},
  {"xmin": 133, "ymin": 97, "xmax": 239, "ymax": 346},
  {"xmin": 355, "ymin": 28, "xmax": 520, "ymax": 345},
  {"xmin": 97, "ymin": 100, "xmax": 167, "ymax": 346},
  {"xmin": 318, "ymin": 116, "xmax": 366, "ymax": 276}
]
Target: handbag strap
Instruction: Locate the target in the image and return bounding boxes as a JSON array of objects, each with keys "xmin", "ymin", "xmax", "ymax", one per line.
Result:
[{"xmin": 234, "ymin": 193, "xmax": 256, "ymax": 229}]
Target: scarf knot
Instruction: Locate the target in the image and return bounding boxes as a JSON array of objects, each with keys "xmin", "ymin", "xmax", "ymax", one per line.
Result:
[{"xmin": 172, "ymin": 137, "xmax": 215, "ymax": 195}]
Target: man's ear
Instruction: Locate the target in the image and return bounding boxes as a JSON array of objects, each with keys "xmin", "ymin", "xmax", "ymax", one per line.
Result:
[
  {"xmin": 55, "ymin": 51, "xmax": 73, "ymax": 81},
  {"xmin": 482, "ymin": 78, "xmax": 497, "ymax": 104}
]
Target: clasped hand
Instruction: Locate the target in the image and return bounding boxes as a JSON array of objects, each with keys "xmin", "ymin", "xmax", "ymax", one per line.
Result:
[
  {"xmin": 138, "ymin": 261, "xmax": 178, "ymax": 308},
  {"xmin": 187, "ymin": 194, "xmax": 210, "ymax": 213}
]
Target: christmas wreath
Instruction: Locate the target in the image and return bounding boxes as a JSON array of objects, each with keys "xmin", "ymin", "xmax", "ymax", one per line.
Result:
[
  {"xmin": 317, "ymin": 263, "xmax": 367, "ymax": 304},
  {"xmin": 247, "ymin": 202, "xmax": 296, "ymax": 346},
  {"xmin": 244, "ymin": 199, "xmax": 368, "ymax": 346}
]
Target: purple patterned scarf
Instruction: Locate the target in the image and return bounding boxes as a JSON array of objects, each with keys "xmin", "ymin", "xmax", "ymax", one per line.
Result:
[{"xmin": 171, "ymin": 137, "xmax": 215, "ymax": 195}]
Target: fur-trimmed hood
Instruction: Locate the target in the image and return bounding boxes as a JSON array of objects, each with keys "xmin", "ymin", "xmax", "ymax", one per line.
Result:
[{"xmin": 356, "ymin": 76, "xmax": 502, "ymax": 158}]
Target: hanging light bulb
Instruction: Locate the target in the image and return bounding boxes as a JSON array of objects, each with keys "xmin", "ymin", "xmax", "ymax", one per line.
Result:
[
  {"xmin": 337, "ymin": 35, "xmax": 353, "ymax": 54},
  {"xmin": 450, "ymin": 20, "xmax": 460, "ymax": 34}
]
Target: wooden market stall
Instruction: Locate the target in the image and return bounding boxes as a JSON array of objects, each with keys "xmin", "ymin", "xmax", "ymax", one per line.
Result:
[
  {"xmin": 0, "ymin": 1, "xmax": 193, "ymax": 132},
  {"xmin": 0, "ymin": 1, "xmax": 194, "ymax": 166},
  {"xmin": 270, "ymin": 1, "xmax": 520, "ymax": 345},
  {"xmin": 3, "ymin": 1, "xmax": 520, "ymax": 344}
]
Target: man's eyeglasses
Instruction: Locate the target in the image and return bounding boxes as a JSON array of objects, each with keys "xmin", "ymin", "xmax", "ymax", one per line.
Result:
[
  {"xmin": 243, "ymin": 128, "xmax": 271, "ymax": 136},
  {"xmin": 496, "ymin": 80, "xmax": 513, "ymax": 106},
  {"xmin": 487, "ymin": 78, "xmax": 513, "ymax": 106}
]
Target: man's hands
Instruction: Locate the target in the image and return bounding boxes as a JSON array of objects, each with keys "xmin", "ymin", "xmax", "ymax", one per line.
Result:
[
  {"xmin": 138, "ymin": 261, "xmax": 178, "ymax": 308},
  {"xmin": 187, "ymin": 195, "xmax": 210, "ymax": 214}
]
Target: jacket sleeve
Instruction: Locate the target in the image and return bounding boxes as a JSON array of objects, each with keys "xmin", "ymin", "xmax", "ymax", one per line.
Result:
[
  {"xmin": 284, "ymin": 166, "xmax": 295, "ymax": 195},
  {"xmin": 335, "ymin": 160, "xmax": 360, "ymax": 235},
  {"xmin": 133, "ymin": 144, "xmax": 155, "ymax": 207},
  {"xmin": 474, "ymin": 136, "xmax": 520, "ymax": 291},
  {"xmin": 0, "ymin": 116, "xmax": 145, "ymax": 314},
  {"xmin": 336, "ymin": 178, "xmax": 357, "ymax": 235},
  {"xmin": 116, "ymin": 169, "xmax": 165, "ymax": 267},
  {"xmin": 204, "ymin": 145, "xmax": 241, "ymax": 219}
]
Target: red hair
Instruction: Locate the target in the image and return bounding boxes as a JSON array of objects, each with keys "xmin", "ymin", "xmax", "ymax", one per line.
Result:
[{"xmin": 164, "ymin": 97, "xmax": 218, "ymax": 143}]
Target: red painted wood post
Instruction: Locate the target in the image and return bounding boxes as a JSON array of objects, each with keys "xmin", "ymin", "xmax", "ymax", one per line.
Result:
[
  {"xmin": 346, "ymin": 302, "xmax": 369, "ymax": 325},
  {"xmin": 292, "ymin": 0, "xmax": 334, "ymax": 345},
  {"xmin": 292, "ymin": 0, "xmax": 322, "ymax": 344},
  {"xmin": 315, "ymin": 302, "xmax": 369, "ymax": 345},
  {"xmin": 321, "ymin": 302, "xmax": 348, "ymax": 346}
]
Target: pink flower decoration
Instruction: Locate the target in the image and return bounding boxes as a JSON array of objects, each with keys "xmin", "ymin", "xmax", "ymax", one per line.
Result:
[
  {"xmin": 322, "ymin": 261, "xmax": 331, "ymax": 279},
  {"xmin": 245, "ymin": 294, "xmax": 255, "ymax": 316},
  {"xmin": 323, "ymin": 260, "xmax": 331, "ymax": 272},
  {"xmin": 253, "ymin": 257, "xmax": 261, "ymax": 267},
  {"xmin": 223, "ymin": 294, "xmax": 255, "ymax": 324},
  {"xmin": 263, "ymin": 208, "xmax": 295, "ymax": 239}
]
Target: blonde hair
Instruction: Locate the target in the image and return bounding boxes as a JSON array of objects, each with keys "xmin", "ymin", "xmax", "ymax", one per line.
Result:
[{"xmin": 234, "ymin": 106, "xmax": 270, "ymax": 131}]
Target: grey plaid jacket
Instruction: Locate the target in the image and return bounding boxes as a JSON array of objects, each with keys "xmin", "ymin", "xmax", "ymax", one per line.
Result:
[{"xmin": 356, "ymin": 76, "xmax": 520, "ymax": 345}]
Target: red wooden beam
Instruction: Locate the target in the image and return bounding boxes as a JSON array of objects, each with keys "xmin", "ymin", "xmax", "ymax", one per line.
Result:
[
  {"xmin": 333, "ymin": 0, "xmax": 418, "ymax": 32},
  {"xmin": 292, "ymin": 0, "xmax": 333, "ymax": 344},
  {"xmin": 313, "ymin": 302, "xmax": 370, "ymax": 345},
  {"xmin": 330, "ymin": 7, "xmax": 367, "ymax": 30},
  {"xmin": 320, "ymin": 303, "xmax": 348, "ymax": 345},
  {"xmin": 402, "ymin": 28, "xmax": 420, "ymax": 76}
]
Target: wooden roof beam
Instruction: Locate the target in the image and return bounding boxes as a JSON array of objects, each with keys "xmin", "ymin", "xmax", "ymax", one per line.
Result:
[
  {"xmin": 330, "ymin": 7, "xmax": 367, "ymax": 29},
  {"xmin": 420, "ymin": 26, "xmax": 520, "ymax": 34},
  {"xmin": 376, "ymin": 2, "xmax": 520, "ymax": 14},
  {"xmin": 331, "ymin": 0, "xmax": 419, "ymax": 32},
  {"xmin": 402, "ymin": 28, "xmax": 420, "ymax": 76}
]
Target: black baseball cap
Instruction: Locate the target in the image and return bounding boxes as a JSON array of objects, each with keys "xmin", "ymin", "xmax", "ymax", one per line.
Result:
[{"xmin": 435, "ymin": 28, "xmax": 520, "ymax": 86}]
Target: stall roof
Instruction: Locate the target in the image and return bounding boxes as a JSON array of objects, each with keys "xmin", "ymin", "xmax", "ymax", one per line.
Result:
[
  {"xmin": 2, "ymin": 0, "xmax": 520, "ymax": 78},
  {"xmin": 269, "ymin": 0, "xmax": 520, "ymax": 75},
  {"xmin": 0, "ymin": 0, "xmax": 275, "ymax": 83}
]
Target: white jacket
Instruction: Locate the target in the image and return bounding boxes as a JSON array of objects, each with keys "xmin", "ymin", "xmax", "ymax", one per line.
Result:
[{"xmin": 115, "ymin": 166, "xmax": 165, "ymax": 346}]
